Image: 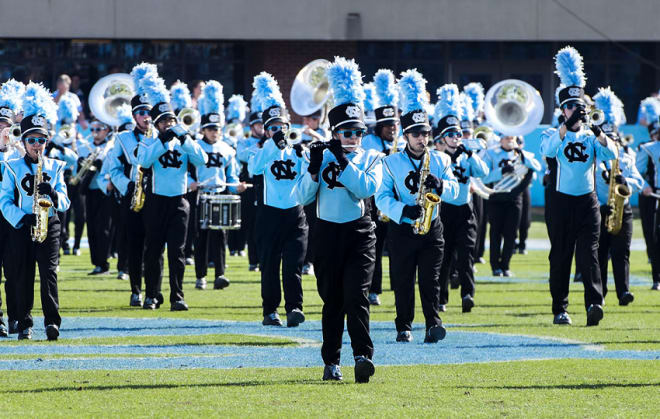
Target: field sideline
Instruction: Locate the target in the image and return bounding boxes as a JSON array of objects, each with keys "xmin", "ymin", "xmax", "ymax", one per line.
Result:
[{"xmin": 1, "ymin": 218, "xmax": 659, "ymax": 417}]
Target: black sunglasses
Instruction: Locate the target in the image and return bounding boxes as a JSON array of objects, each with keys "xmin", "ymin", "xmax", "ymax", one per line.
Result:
[
  {"xmin": 408, "ymin": 131, "xmax": 431, "ymax": 139},
  {"xmin": 338, "ymin": 129, "xmax": 366, "ymax": 138},
  {"xmin": 26, "ymin": 137, "xmax": 47, "ymax": 145},
  {"xmin": 443, "ymin": 131, "xmax": 462, "ymax": 139},
  {"xmin": 135, "ymin": 110, "xmax": 150, "ymax": 117},
  {"xmin": 91, "ymin": 127, "xmax": 107, "ymax": 133},
  {"xmin": 267, "ymin": 125, "xmax": 286, "ymax": 132},
  {"xmin": 563, "ymin": 103, "xmax": 584, "ymax": 111}
]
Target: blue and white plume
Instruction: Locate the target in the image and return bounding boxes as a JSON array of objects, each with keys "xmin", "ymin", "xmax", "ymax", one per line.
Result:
[
  {"xmin": 22, "ymin": 82, "xmax": 57, "ymax": 126},
  {"xmin": 130, "ymin": 62, "xmax": 158, "ymax": 96},
  {"xmin": 199, "ymin": 81, "xmax": 225, "ymax": 116},
  {"xmin": 141, "ymin": 71, "xmax": 170, "ymax": 106},
  {"xmin": 593, "ymin": 87, "xmax": 624, "ymax": 126},
  {"xmin": 0, "ymin": 79, "xmax": 25, "ymax": 111},
  {"xmin": 463, "ymin": 82, "xmax": 484, "ymax": 116},
  {"xmin": 555, "ymin": 46, "xmax": 586, "ymax": 87},
  {"xmin": 226, "ymin": 94, "xmax": 248, "ymax": 122},
  {"xmin": 116, "ymin": 104, "xmax": 134, "ymax": 128},
  {"xmin": 252, "ymin": 72, "xmax": 285, "ymax": 110},
  {"xmin": 373, "ymin": 69, "xmax": 398, "ymax": 108},
  {"xmin": 363, "ymin": 83, "xmax": 378, "ymax": 112},
  {"xmin": 398, "ymin": 69, "xmax": 428, "ymax": 114},
  {"xmin": 326, "ymin": 57, "xmax": 365, "ymax": 107},
  {"xmin": 459, "ymin": 92, "xmax": 474, "ymax": 122},
  {"xmin": 57, "ymin": 93, "xmax": 80, "ymax": 124},
  {"xmin": 640, "ymin": 97, "xmax": 660, "ymax": 125},
  {"xmin": 433, "ymin": 84, "xmax": 462, "ymax": 122},
  {"xmin": 170, "ymin": 81, "xmax": 192, "ymax": 111}
]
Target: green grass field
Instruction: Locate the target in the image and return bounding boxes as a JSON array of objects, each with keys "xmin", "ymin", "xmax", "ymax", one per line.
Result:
[{"xmin": 1, "ymin": 217, "xmax": 659, "ymax": 417}]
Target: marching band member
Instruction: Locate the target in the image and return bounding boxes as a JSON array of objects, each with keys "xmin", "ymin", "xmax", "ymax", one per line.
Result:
[
  {"xmin": 0, "ymin": 79, "xmax": 24, "ymax": 336},
  {"xmin": 593, "ymin": 88, "xmax": 643, "ymax": 305},
  {"xmin": 193, "ymin": 81, "xmax": 246, "ymax": 290},
  {"xmin": 296, "ymin": 57, "xmax": 382, "ymax": 382},
  {"xmin": 236, "ymin": 101, "xmax": 264, "ymax": 272},
  {"xmin": 0, "ymin": 83, "xmax": 70, "ymax": 340},
  {"xmin": 541, "ymin": 46, "xmax": 617, "ymax": 326},
  {"xmin": 80, "ymin": 118, "xmax": 114, "ymax": 275},
  {"xmin": 137, "ymin": 70, "xmax": 208, "ymax": 311},
  {"xmin": 376, "ymin": 70, "xmax": 459, "ymax": 344},
  {"xmin": 108, "ymin": 63, "xmax": 159, "ymax": 307},
  {"xmin": 481, "ymin": 134, "xmax": 541, "ymax": 277},
  {"xmin": 225, "ymin": 94, "xmax": 250, "ymax": 257},
  {"xmin": 636, "ymin": 98, "xmax": 660, "ymax": 290},
  {"xmin": 435, "ymin": 86, "xmax": 489, "ymax": 312},
  {"xmin": 248, "ymin": 72, "xmax": 307, "ymax": 328},
  {"xmin": 361, "ymin": 69, "xmax": 405, "ymax": 305}
]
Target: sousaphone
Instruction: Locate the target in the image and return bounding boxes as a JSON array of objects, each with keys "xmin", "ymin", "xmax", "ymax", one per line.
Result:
[{"xmin": 89, "ymin": 73, "xmax": 135, "ymax": 128}]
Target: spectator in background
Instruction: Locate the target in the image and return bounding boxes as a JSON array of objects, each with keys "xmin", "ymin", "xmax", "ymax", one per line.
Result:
[
  {"xmin": 190, "ymin": 80, "xmax": 204, "ymax": 109},
  {"xmin": 53, "ymin": 74, "xmax": 89, "ymax": 130}
]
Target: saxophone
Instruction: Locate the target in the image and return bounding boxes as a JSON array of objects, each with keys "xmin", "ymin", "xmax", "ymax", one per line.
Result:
[
  {"xmin": 70, "ymin": 147, "xmax": 101, "ymax": 186},
  {"xmin": 31, "ymin": 152, "xmax": 52, "ymax": 243},
  {"xmin": 412, "ymin": 148, "xmax": 441, "ymax": 235},
  {"xmin": 605, "ymin": 146, "xmax": 632, "ymax": 235},
  {"xmin": 378, "ymin": 137, "xmax": 400, "ymax": 223},
  {"xmin": 130, "ymin": 125, "xmax": 152, "ymax": 212}
]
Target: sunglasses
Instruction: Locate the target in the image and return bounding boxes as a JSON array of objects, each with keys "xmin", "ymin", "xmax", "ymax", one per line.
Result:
[
  {"xmin": 408, "ymin": 131, "xmax": 431, "ymax": 139},
  {"xmin": 90, "ymin": 127, "xmax": 107, "ymax": 133},
  {"xmin": 135, "ymin": 110, "xmax": 150, "ymax": 117},
  {"xmin": 26, "ymin": 137, "xmax": 47, "ymax": 145},
  {"xmin": 563, "ymin": 103, "xmax": 584, "ymax": 111},
  {"xmin": 267, "ymin": 125, "xmax": 286, "ymax": 133},
  {"xmin": 338, "ymin": 129, "xmax": 366, "ymax": 138},
  {"xmin": 443, "ymin": 131, "xmax": 462, "ymax": 139}
]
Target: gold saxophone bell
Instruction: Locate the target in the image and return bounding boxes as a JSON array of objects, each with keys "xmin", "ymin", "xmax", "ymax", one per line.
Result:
[
  {"xmin": 413, "ymin": 149, "xmax": 442, "ymax": 235},
  {"xmin": 605, "ymin": 146, "xmax": 633, "ymax": 235}
]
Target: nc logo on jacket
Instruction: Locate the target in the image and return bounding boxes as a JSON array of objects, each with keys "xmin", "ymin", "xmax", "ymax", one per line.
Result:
[
  {"xmin": 564, "ymin": 142, "xmax": 589, "ymax": 163},
  {"xmin": 159, "ymin": 150, "xmax": 183, "ymax": 169},
  {"xmin": 453, "ymin": 166, "xmax": 469, "ymax": 184},
  {"xmin": 321, "ymin": 162, "xmax": 345, "ymax": 189},
  {"xmin": 404, "ymin": 170, "xmax": 420, "ymax": 194},
  {"xmin": 270, "ymin": 159, "xmax": 297, "ymax": 180},
  {"xmin": 21, "ymin": 173, "xmax": 52, "ymax": 196},
  {"xmin": 498, "ymin": 159, "xmax": 512, "ymax": 168},
  {"xmin": 206, "ymin": 152, "xmax": 224, "ymax": 168}
]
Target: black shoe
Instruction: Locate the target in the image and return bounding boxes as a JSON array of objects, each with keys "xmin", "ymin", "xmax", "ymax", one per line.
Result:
[
  {"xmin": 492, "ymin": 269, "xmax": 503, "ymax": 277},
  {"xmin": 439, "ymin": 304, "xmax": 446, "ymax": 312},
  {"xmin": 368, "ymin": 293, "xmax": 381, "ymax": 306},
  {"xmin": 322, "ymin": 364, "xmax": 343, "ymax": 381},
  {"xmin": 619, "ymin": 292, "xmax": 634, "ymax": 306},
  {"xmin": 248, "ymin": 264, "xmax": 260, "ymax": 272},
  {"xmin": 8, "ymin": 320, "xmax": 18, "ymax": 334},
  {"xmin": 0, "ymin": 323, "xmax": 7, "ymax": 338},
  {"xmin": 553, "ymin": 312, "xmax": 572, "ymax": 325},
  {"xmin": 502, "ymin": 270, "xmax": 513, "ymax": 277},
  {"xmin": 449, "ymin": 274, "xmax": 460, "ymax": 289},
  {"xmin": 396, "ymin": 331, "xmax": 412, "ymax": 342},
  {"xmin": 130, "ymin": 293, "xmax": 143, "ymax": 307},
  {"xmin": 63, "ymin": 248, "xmax": 71, "ymax": 255},
  {"xmin": 424, "ymin": 324, "xmax": 447, "ymax": 343},
  {"xmin": 354, "ymin": 356, "xmax": 375, "ymax": 383},
  {"xmin": 88, "ymin": 266, "xmax": 108, "ymax": 275},
  {"xmin": 213, "ymin": 276, "xmax": 230, "ymax": 290},
  {"xmin": 573, "ymin": 272, "xmax": 583, "ymax": 283},
  {"xmin": 171, "ymin": 300, "xmax": 189, "ymax": 311},
  {"xmin": 46, "ymin": 324, "xmax": 59, "ymax": 341},
  {"xmin": 462, "ymin": 295, "xmax": 475, "ymax": 313},
  {"xmin": 286, "ymin": 309, "xmax": 305, "ymax": 327},
  {"xmin": 518, "ymin": 247, "xmax": 528, "ymax": 255},
  {"xmin": 262, "ymin": 312, "xmax": 283, "ymax": 326},
  {"xmin": 652, "ymin": 282, "xmax": 660, "ymax": 291},
  {"xmin": 18, "ymin": 328, "xmax": 32, "ymax": 340},
  {"xmin": 586, "ymin": 304, "xmax": 603, "ymax": 326},
  {"xmin": 72, "ymin": 248, "xmax": 81, "ymax": 256},
  {"xmin": 142, "ymin": 297, "xmax": 157, "ymax": 310}
]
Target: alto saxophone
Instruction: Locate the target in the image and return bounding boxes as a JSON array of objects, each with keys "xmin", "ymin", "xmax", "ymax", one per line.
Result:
[
  {"xmin": 31, "ymin": 152, "xmax": 52, "ymax": 243},
  {"xmin": 412, "ymin": 149, "xmax": 441, "ymax": 235},
  {"xmin": 130, "ymin": 165, "xmax": 146, "ymax": 212},
  {"xmin": 70, "ymin": 147, "xmax": 101, "ymax": 186},
  {"xmin": 605, "ymin": 146, "xmax": 632, "ymax": 235}
]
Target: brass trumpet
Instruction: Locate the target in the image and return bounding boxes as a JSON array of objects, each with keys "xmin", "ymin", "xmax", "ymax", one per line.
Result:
[{"xmin": 177, "ymin": 107, "xmax": 200, "ymax": 133}]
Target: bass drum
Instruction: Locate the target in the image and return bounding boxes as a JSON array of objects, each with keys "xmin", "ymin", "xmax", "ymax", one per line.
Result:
[{"xmin": 199, "ymin": 193, "xmax": 241, "ymax": 230}]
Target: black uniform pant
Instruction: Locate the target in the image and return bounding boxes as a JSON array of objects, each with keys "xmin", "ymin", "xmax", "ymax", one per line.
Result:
[
  {"xmin": 143, "ymin": 194, "xmax": 189, "ymax": 304},
  {"xmin": 314, "ymin": 217, "xmax": 375, "ymax": 365},
  {"xmin": 370, "ymin": 218, "xmax": 389, "ymax": 294},
  {"xmin": 440, "ymin": 203, "xmax": 477, "ymax": 304},
  {"xmin": 184, "ymin": 191, "xmax": 198, "ymax": 259},
  {"xmin": 242, "ymin": 187, "xmax": 259, "ymax": 266},
  {"xmin": 0, "ymin": 214, "xmax": 17, "ymax": 324},
  {"xmin": 388, "ymin": 218, "xmax": 444, "ymax": 332},
  {"xmin": 58, "ymin": 210, "xmax": 70, "ymax": 252},
  {"xmin": 476, "ymin": 197, "xmax": 488, "ymax": 259},
  {"xmin": 548, "ymin": 191, "xmax": 604, "ymax": 314},
  {"xmin": 195, "ymin": 228, "xmax": 226, "ymax": 279},
  {"xmin": 598, "ymin": 204, "xmax": 633, "ymax": 299},
  {"xmin": 120, "ymin": 193, "xmax": 150, "ymax": 295},
  {"xmin": 110, "ymin": 196, "xmax": 127, "ymax": 272},
  {"xmin": 85, "ymin": 189, "xmax": 112, "ymax": 270},
  {"xmin": 69, "ymin": 184, "xmax": 86, "ymax": 250},
  {"xmin": 488, "ymin": 197, "xmax": 522, "ymax": 272},
  {"xmin": 638, "ymin": 193, "xmax": 660, "ymax": 284},
  {"xmin": 472, "ymin": 193, "xmax": 484, "ymax": 260},
  {"xmin": 303, "ymin": 202, "xmax": 317, "ymax": 266},
  {"xmin": 256, "ymin": 205, "xmax": 306, "ymax": 316},
  {"xmin": 518, "ymin": 187, "xmax": 531, "ymax": 250},
  {"xmin": 8, "ymin": 218, "xmax": 61, "ymax": 330}
]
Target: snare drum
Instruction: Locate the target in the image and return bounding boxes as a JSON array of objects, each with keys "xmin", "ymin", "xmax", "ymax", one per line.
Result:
[{"xmin": 198, "ymin": 193, "xmax": 241, "ymax": 230}]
